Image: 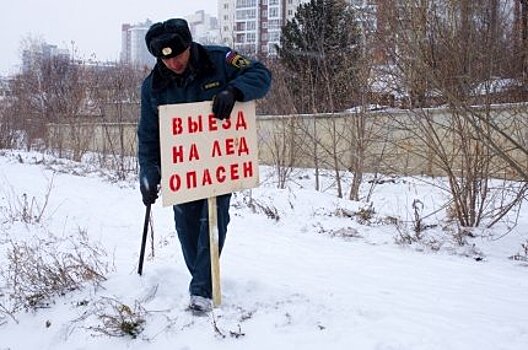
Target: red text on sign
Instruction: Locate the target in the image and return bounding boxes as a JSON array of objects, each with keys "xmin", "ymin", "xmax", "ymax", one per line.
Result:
[
  {"xmin": 168, "ymin": 161, "xmax": 255, "ymax": 192},
  {"xmin": 172, "ymin": 111, "xmax": 248, "ymax": 136}
]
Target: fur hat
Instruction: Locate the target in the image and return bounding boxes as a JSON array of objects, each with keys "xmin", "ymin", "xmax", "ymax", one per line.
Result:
[{"xmin": 145, "ymin": 18, "xmax": 192, "ymax": 58}]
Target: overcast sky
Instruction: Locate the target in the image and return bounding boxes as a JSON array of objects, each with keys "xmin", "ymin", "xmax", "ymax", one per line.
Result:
[{"xmin": 0, "ymin": 0, "xmax": 217, "ymax": 76}]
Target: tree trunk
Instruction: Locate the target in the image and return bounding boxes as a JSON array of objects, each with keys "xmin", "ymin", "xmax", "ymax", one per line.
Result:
[{"xmin": 522, "ymin": 0, "xmax": 528, "ymax": 83}]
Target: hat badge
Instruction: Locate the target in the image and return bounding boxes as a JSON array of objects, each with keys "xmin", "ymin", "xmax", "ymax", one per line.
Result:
[{"xmin": 162, "ymin": 47, "xmax": 172, "ymax": 56}]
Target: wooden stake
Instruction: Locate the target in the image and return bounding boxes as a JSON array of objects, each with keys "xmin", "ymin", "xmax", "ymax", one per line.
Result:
[{"xmin": 208, "ymin": 196, "xmax": 221, "ymax": 306}]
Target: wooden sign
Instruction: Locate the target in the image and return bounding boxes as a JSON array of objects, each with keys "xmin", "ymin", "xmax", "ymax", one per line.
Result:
[{"xmin": 158, "ymin": 101, "xmax": 259, "ymax": 206}]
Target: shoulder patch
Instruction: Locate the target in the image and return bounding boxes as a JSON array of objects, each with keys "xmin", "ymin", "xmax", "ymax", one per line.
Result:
[{"xmin": 226, "ymin": 51, "xmax": 251, "ymax": 69}]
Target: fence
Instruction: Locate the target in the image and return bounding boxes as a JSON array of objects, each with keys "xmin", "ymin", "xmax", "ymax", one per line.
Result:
[
  {"xmin": 47, "ymin": 103, "xmax": 528, "ymax": 178},
  {"xmin": 257, "ymin": 104, "xmax": 528, "ymax": 179}
]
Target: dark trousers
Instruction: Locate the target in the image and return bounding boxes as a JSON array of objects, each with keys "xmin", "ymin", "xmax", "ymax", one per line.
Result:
[{"xmin": 172, "ymin": 193, "xmax": 231, "ymax": 299}]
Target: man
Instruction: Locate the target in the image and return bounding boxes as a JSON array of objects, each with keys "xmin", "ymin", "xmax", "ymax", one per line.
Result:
[{"xmin": 137, "ymin": 18, "xmax": 271, "ymax": 313}]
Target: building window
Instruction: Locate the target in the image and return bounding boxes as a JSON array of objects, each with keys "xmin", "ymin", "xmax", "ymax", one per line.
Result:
[
  {"xmin": 269, "ymin": 19, "xmax": 280, "ymax": 29},
  {"xmin": 236, "ymin": 9, "xmax": 257, "ymax": 20},
  {"xmin": 269, "ymin": 31, "xmax": 280, "ymax": 42},
  {"xmin": 269, "ymin": 0, "xmax": 279, "ymax": 5},
  {"xmin": 236, "ymin": 0, "xmax": 257, "ymax": 7},
  {"xmin": 247, "ymin": 21, "xmax": 256, "ymax": 30},
  {"xmin": 269, "ymin": 7, "xmax": 279, "ymax": 18},
  {"xmin": 247, "ymin": 33, "xmax": 256, "ymax": 42}
]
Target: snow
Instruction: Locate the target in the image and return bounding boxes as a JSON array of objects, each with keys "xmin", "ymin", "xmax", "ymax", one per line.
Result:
[
  {"xmin": 1, "ymin": 150, "xmax": 527, "ymax": 350},
  {"xmin": 472, "ymin": 78, "xmax": 522, "ymax": 96}
]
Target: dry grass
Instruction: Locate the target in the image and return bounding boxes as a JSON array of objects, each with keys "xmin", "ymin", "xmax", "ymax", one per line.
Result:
[{"xmin": 0, "ymin": 227, "xmax": 108, "ymax": 322}]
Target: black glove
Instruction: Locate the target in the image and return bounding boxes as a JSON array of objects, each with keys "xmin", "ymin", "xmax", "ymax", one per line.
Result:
[
  {"xmin": 212, "ymin": 86, "xmax": 240, "ymax": 120},
  {"xmin": 140, "ymin": 169, "xmax": 160, "ymax": 206}
]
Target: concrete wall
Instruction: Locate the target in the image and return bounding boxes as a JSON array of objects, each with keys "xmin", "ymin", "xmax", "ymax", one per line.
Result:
[
  {"xmin": 256, "ymin": 104, "xmax": 528, "ymax": 179},
  {"xmin": 48, "ymin": 103, "xmax": 528, "ymax": 178}
]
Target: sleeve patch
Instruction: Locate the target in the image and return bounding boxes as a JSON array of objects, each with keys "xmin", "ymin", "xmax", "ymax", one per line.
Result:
[{"xmin": 226, "ymin": 51, "xmax": 251, "ymax": 69}]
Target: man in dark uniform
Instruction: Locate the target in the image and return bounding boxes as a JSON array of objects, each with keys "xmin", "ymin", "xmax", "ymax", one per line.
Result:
[{"xmin": 138, "ymin": 18, "xmax": 271, "ymax": 313}]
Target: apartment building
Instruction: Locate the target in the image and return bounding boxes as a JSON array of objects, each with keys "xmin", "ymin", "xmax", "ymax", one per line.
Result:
[
  {"xmin": 21, "ymin": 43, "xmax": 70, "ymax": 73},
  {"xmin": 217, "ymin": 0, "xmax": 390, "ymax": 57},
  {"xmin": 120, "ymin": 13, "xmax": 220, "ymax": 67},
  {"xmin": 120, "ymin": 19, "xmax": 156, "ymax": 68},
  {"xmin": 118, "ymin": 1, "xmax": 389, "ymax": 63},
  {"xmin": 218, "ymin": 0, "xmax": 309, "ymax": 56},
  {"xmin": 186, "ymin": 10, "xmax": 221, "ymax": 44}
]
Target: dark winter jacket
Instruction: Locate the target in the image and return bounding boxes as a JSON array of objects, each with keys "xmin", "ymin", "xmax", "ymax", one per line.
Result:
[{"xmin": 137, "ymin": 42, "xmax": 272, "ymax": 187}]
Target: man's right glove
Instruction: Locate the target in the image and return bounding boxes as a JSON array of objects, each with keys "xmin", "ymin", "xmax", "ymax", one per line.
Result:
[
  {"xmin": 140, "ymin": 169, "xmax": 160, "ymax": 206},
  {"xmin": 212, "ymin": 86, "xmax": 241, "ymax": 120}
]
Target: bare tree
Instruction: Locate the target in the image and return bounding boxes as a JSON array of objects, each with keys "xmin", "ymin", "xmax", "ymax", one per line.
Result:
[
  {"xmin": 258, "ymin": 59, "xmax": 308, "ymax": 189},
  {"xmin": 11, "ymin": 37, "xmax": 92, "ymax": 159},
  {"xmin": 89, "ymin": 64, "xmax": 145, "ymax": 179},
  {"xmin": 515, "ymin": 0, "xmax": 528, "ymax": 83},
  {"xmin": 0, "ymin": 78, "xmax": 17, "ymax": 149},
  {"xmin": 378, "ymin": 0, "xmax": 527, "ymax": 231}
]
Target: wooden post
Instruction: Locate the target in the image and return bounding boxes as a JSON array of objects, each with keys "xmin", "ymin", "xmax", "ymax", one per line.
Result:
[{"xmin": 208, "ymin": 196, "xmax": 221, "ymax": 306}]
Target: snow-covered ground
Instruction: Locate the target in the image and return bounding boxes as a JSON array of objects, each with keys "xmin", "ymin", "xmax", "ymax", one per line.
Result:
[{"xmin": 0, "ymin": 150, "xmax": 527, "ymax": 350}]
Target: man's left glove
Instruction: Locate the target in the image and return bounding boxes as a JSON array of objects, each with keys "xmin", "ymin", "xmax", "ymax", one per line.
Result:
[
  {"xmin": 140, "ymin": 169, "xmax": 161, "ymax": 206},
  {"xmin": 212, "ymin": 86, "xmax": 241, "ymax": 120}
]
